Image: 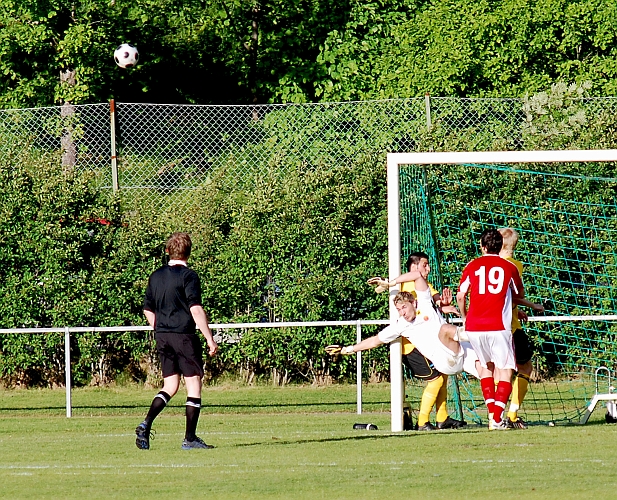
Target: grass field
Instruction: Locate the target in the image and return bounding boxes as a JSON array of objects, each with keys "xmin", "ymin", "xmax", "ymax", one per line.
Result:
[{"xmin": 1, "ymin": 383, "xmax": 615, "ymax": 499}]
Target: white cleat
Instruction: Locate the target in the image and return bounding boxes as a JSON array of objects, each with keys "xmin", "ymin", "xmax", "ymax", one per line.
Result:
[{"xmin": 489, "ymin": 419, "xmax": 509, "ymax": 431}]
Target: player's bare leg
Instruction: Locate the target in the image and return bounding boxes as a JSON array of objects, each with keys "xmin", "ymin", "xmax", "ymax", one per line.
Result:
[
  {"xmin": 492, "ymin": 367, "xmax": 514, "ymax": 428},
  {"xmin": 162, "ymin": 374, "xmax": 181, "ymax": 397},
  {"xmin": 437, "ymin": 324, "xmax": 460, "ymax": 353},
  {"xmin": 476, "ymin": 362, "xmax": 498, "ymax": 429}
]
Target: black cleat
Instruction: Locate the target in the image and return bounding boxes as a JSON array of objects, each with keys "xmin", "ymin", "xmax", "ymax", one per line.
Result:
[
  {"xmin": 506, "ymin": 416, "xmax": 528, "ymax": 429},
  {"xmin": 416, "ymin": 422, "xmax": 436, "ymax": 431},
  {"xmin": 181, "ymin": 436, "xmax": 215, "ymax": 450},
  {"xmin": 437, "ymin": 416, "xmax": 467, "ymax": 429},
  {"xmin": 135, "ymin": 422, "xmax": 153, "ymax": 450}
]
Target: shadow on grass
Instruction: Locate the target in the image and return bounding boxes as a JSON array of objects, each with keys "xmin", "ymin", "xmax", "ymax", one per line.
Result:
[
  {"xmin": 232, "ymin": 427, "xmax": 491, "ymax": 447},
  {"xmin": 232, "ymin": 421, "xmax": 615, "ymax": 448}
]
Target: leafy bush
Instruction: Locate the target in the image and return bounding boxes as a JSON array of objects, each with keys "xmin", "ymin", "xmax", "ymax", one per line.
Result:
[
  {"xmin": 0, "ymin": 148, "xmax": 161, "ymax": 386},
  {"xmin": 5, "ymin": 83, "xmax": 617, "ymax": 387}
]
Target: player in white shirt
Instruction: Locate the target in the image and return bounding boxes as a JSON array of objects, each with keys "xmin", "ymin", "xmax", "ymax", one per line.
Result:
[{"xmin": 326, "ymin": 272, "xmax": 478, "ymax": 382}]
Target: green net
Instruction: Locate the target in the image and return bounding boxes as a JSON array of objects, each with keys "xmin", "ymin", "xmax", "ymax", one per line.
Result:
[{"xmin": 400, "ymin": 161, "xmax": 617, "ymax": 425}]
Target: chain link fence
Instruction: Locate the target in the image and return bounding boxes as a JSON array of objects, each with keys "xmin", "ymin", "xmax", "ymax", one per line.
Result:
[{"xmin": 3, "ymin": 97, "xmax": 617, "ymax": 214}]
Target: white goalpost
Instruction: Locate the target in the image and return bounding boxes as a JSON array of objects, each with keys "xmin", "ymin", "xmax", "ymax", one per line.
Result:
[{"xmin": 386, "ymin": 148, "xmax": 617, "ymax": 432}]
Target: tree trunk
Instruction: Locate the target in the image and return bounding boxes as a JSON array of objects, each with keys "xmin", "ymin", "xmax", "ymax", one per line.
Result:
[{"xmin": 60, "ymin": 69, "xmax": 77, "ymax": 171}]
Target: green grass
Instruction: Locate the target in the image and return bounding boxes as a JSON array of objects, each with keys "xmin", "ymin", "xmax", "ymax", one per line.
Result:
[{"xmin": 1, "ymin": 384, "xmax": 615, "ymax": 499}]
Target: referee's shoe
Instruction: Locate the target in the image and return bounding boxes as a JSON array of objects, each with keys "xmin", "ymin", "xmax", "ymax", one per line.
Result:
[
  {"xmin": 182, "ymin": 436, "xmax": 215, "ymax": 450},
  {"xmin": 135, "ymin": 422, "xmax": 153, "ymax": 450}
]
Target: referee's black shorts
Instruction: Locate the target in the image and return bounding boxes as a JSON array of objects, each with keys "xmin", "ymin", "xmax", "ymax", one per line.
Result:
[
  {"xmin": 155, "ymin": 332, "xmax": 204, "ymax": 378},
  {"xmin": 513, "ymin": 328, "xmax": 535, "ymax": 365},
  {"xmin": 403, "ymin": 348, "xmax": 442, "ymax": 381}
]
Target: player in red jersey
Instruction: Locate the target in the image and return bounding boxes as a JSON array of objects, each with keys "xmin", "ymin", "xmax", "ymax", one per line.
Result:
[{"xmin": 456, "ymin": 228, "xmax": 524, "ymax": 430}]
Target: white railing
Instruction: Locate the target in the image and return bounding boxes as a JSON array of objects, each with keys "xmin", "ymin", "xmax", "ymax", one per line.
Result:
[
  {"xmin": 0, "ymin": 320, "xmax": 390, "ymax": 418},
  {"xmin": 3, "ymin": 314, "xmax": 616, "ymax": 426}
]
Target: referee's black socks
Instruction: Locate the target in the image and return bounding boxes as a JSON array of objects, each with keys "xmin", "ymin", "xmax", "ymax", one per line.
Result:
[
  {"xmin": 185, "ymin": 397, "xmax": 202, "ymax": 441},
  {"xmin": 144, "ymin": 390, "xmax": 172, "ymax": 427}
]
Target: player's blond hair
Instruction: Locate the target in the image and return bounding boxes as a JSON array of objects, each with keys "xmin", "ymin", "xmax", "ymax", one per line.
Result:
[
  {"xmin": 166, "ymin": 232, "xmax": 192, "ymax": 260},
  {"xmin": 393, "ymin": 291, "xmax": 417, "ymax": 306},
  {"xmin": 498, "ymin": 227, "xmax": 519, "ymax": 252}
]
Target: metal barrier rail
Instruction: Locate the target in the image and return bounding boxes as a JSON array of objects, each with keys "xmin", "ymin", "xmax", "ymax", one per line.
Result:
[
  {"xmin": 2, "ymin": 314, "xmax": 616, "ymax": 421},
  {"xmin": 0, "ymin": 320, "xmax": 390, "ymax": 418},
  {"xmin": 5, "ymin": 97, "xmax": 617, "ymax": 217}
]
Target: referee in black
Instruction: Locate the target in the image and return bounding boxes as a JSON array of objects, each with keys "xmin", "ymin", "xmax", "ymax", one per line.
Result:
[{"xmin": 136, "ymin": 232, "xmax": 218, "ymax": 450}]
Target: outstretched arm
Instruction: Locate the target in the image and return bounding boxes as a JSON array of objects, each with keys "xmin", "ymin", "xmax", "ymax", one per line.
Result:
[
  {"xmin": 352, "ymin": 335, "xmax": 385, "ymax": 352},
  {"xmin": 367, "ymin": 270, "xmax": 426, "ymax": 293},
  {"xmin": 513, "ymin": 296, "xmax": 545, "ymax": 312},
  {"xmin": 326, "ymin": 335, "xmax": 385, "ymax": 356},
  {"xmin": 393, "ymin": 270, "xmax": 423, "ymax": 287}
]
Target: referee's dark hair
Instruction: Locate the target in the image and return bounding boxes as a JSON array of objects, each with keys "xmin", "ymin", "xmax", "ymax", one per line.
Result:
[
  {"xmin": 480, "ymin": 228, "xmax": 503, "ymax": 254},
  {"xmin": 405, "ymin": 251, "xmax": 430, "ymax": 271},
  {"xmin": 166, "ymin": 232, "xmax": 192, "ymax": 261}
]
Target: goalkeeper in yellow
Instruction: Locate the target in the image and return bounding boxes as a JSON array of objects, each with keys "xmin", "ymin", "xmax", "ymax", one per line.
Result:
[{"xmin": 498, "ymin": 228, "xmax": 545, "ymax": 429}]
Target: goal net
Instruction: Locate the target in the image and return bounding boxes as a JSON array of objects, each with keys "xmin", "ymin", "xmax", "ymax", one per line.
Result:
[{"xmin": 387, "ymin": 150, "xmax": 617, "ymax": 431}]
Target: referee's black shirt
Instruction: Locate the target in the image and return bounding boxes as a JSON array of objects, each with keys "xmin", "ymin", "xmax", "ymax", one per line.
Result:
[{"xmin": 143, "ymin": 264, "xmax": 202, "ymax": 334}]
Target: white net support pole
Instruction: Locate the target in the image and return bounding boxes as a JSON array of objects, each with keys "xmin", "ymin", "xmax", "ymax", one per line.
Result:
[
  {"xmin": 387, "ymin": 153, "xmax": 404, "ymax": 432},
  {"xmin": 64, "ymin": 327, "xmax": 72, "ymax": 418},
  {"xmin": 356, "ymin": 321, "xmax": 362, "ymax": 415}
]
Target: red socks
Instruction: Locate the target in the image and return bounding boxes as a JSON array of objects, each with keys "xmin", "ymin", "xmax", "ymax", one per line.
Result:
[
  {"xmin": 480, "ymin": 377, "xmax": 496, "ymax": 417},
  {"xmin": 494, "ymin": 381, "xmax": 513, "ymax": 423}
]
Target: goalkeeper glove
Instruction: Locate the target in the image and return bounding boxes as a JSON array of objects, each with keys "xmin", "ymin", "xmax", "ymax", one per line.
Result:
[
  {"xmin": 325, "ymin": 344, "xmax": 355, "ymax": 356},
  {"xmin": 367, "ymin": 276, "xmax": 396, "ymax": 293}
]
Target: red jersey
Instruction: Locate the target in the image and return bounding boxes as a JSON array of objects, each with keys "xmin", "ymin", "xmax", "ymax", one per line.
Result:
[{"xmin": 458, "ymin": 254, "xmax": 523, "ymax": 332}]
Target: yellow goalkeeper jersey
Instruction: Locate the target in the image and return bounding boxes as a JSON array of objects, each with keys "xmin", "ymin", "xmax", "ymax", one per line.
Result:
[
  {"xmin": 506, "ymin": 257, "xmax": 524, "ymax": 331},
  {"xmin": 400, "ymin": 281, "xmax": 438, "ymax": 355}
]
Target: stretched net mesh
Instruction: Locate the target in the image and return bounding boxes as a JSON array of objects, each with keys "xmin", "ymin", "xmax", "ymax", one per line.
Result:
[{"xmin": 400, "ymin": 161, "xmax": 617, "ymax": 425}]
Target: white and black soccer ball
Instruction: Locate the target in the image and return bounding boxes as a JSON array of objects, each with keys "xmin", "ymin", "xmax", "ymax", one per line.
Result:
[{"xmin": 114, "ymin": 43, "xmax": 139, "ymax": 69}]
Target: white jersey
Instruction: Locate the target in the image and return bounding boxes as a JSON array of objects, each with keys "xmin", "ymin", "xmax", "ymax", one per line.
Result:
[{"xmin": 378, "ymin": 288, "xmax": 473, "ymax": 375}]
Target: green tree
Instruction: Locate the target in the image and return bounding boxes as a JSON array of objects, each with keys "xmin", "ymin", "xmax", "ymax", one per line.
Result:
[
  {"xmin": 0, "ymin": 0, "xmax": 352, "ymax": 108},
  {"xmin": 316, "ymin": 0, "xmax": 617, "ymax": 100}
]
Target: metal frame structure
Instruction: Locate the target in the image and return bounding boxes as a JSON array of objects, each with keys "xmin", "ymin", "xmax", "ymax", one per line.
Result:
[
  {"xmin": 386, "ymin": 149, "xmax": 617, "ymax": 431},
  {"xmin": 0, "ymin": 320, "xmax": 389, "ymax": 418}
]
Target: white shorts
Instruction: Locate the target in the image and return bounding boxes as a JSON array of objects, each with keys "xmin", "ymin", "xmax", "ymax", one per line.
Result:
[
  {"xmin": 407, "ymin": 323, "xmax": 465, "ymax": 375},
  {"xmin": 461, "ymin": 341, "xmax": 479, "ymax": 379},
  {"xmin": 378, "ymin": 318, "xmax": 465, "ymax": 375},
  {"xmin": 466, "ymin": 329, "xmax": 515, "ymax": 370},
  {"xmin": 378, "ymin": 288, "xmax": 473, "ymax": 375}
]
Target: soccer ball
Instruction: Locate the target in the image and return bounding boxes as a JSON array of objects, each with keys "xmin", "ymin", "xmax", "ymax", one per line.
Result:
[{"xmin": 114, "ymin": 43, "xmax": 139, "ymax": 69}]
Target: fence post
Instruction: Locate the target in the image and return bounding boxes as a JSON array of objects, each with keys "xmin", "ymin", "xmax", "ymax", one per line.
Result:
[
  {"xmin": 425, "ymin": 93, "xmax": 432, "ymax": 131},
  {"xmin": 110, "ymin": 99, "xmax": 119, "ymax": 193},
  {"xmin": 356, "ymin": 321, "xmax": 362, "ymax": 415},
  {"xmin": 65, "ymin": 327, "xmax": 72, "ymax": 418}
]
